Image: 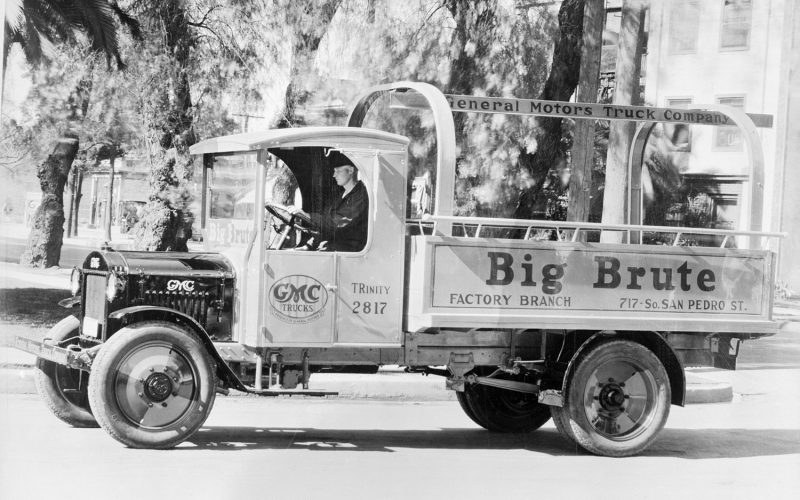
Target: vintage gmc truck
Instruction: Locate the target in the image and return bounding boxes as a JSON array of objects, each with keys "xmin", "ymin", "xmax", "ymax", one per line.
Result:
[{"xmin": 13, "ymin": 82, "xmax": 783, "ymax": 456}]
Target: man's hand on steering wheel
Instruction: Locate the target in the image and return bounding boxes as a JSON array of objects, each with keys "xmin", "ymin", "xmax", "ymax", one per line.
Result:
[{"xmin": 264, "ymin": 202, "xmax": 318, "ymax": 237}]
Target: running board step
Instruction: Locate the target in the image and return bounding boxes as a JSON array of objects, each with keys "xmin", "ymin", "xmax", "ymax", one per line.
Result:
[{"xmin": 248, "ymin": 388, "xmax": 339, "ymax": 397}]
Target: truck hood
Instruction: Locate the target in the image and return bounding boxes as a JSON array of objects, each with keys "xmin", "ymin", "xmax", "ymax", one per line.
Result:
[{"xmin": 82, "ymin": 250, "xmax": 235, "ymax": 279}]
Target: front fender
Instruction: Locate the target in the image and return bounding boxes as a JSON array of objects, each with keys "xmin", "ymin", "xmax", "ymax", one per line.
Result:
[{"xmin": 108, "ymin": 306, "xmax": 247, "ymax": 391}]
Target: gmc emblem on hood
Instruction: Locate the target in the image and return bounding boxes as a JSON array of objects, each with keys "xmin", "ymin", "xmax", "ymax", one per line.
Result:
[{"xmin": 167, "ymin": 280, "xmax": 196, "ymax": 292}]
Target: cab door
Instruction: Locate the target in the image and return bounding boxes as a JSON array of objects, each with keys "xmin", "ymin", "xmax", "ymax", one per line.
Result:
[
  {"xmin": 262, "ymin": 251, "xmax": 336, "ymax": 345},
  {"xmin": 333, "ymin": 151, "xmax": 406, "ymax": 345}
]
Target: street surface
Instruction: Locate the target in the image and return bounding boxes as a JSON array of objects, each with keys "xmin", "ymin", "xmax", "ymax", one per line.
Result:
[{"xmin": 2, "ymin": 367, "xmax": 800, "ymax": 500}]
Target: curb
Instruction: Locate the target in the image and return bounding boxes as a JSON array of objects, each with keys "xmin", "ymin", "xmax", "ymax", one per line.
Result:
[{"xmin": 684, "ymin": 373, "xmax": 733, "ymax": 404}]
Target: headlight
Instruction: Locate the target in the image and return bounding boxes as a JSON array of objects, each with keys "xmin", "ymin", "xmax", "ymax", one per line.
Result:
[
  {"xmin": 70, "ymin": 268, "xmax": 81, "ymax": 296},
  {"xmin": 106, "ymin": 272, "xmax": 126, "ymax": 301}
]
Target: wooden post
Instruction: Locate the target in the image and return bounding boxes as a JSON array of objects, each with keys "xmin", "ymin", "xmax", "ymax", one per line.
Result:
[
  {"xmin": 601, "ymin": 0, "xmax": 646, "ymax": 242},
  {"xmin": 104, "ymin": 154, "xmax": 116, "ymax": 241},
  {"xmin": 66, "ymin": 170, "xmax": 77, "ymax": 237}
]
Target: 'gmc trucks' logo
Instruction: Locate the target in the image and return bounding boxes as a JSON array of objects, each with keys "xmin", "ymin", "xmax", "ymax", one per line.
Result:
[
  {"xmin": 167, "ymin": 280, "xmax": 195, "ymax": 292},
  {"xmin": 268, "ymin": 275, "xmax": 328, "ymax": 324}
]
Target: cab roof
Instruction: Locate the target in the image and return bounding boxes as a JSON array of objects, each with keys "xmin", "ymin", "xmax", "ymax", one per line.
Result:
[{"xmin": 189, "ymin": 126, "xmax": 410, "ymax": 155}]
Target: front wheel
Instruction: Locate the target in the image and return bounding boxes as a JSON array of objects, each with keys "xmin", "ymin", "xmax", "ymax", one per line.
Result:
[
  {"xmin": 88, "ymin": 322, "xmax": 217, "ymax": 449},
  {"xmin": 34, "ymin": 316, "xmax": 98, "ymax": 428},
  {"xmin": 563, "ymin": 339, "xmax": 671, "ymax": 457}
]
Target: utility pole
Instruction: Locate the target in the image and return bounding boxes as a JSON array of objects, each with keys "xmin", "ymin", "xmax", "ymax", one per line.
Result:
[
  {"xmin": 601, "ymin": 0, "xmax": 647, "ymax": 242},
  {"xmin": 568, "ymin": 0, "xmax": 605, "ymax": 225}
]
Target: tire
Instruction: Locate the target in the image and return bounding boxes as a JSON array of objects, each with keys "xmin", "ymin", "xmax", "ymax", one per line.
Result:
[
  {"xmin": 34, "ymin": 316, "xmax": 98, "ymax": 428},
  {"xmin": 88, "ymin": 321, "xmax": 217, "ymax": 449},
  {"xmin": 563, "ymin": 339, "xmax": 671, "ymax": 457},
  {"xmin": 459, "ymin": 382, "xmax": 551, "ymax": 433},
  {"xmin": 456, "ymin": 390, "xmax": 488, "ymax": 428},
  {"xmin": 550, "ymin": 405, "xmax": 574, "ymax": 441}
]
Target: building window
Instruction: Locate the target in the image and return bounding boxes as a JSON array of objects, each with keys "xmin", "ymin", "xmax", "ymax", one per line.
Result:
[
  {"xmin": 666, "ymin": 98, "xmax": 693, "ymax": 152},
  {"xmin": 669, "ymin": 0, "xmax": 700, "ymax": 54},
  {"xmin": 720, "ymin": 0, "xmax": 752, "ymax": 50},
  {"xmin": 714, "ymin": 96, "xmax": 745, "ymax": 150}
]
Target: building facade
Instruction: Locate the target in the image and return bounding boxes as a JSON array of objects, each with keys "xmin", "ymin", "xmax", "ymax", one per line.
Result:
[{"xmin": 643, "ymin": 0, "xmax": 799, "ymax": 291}]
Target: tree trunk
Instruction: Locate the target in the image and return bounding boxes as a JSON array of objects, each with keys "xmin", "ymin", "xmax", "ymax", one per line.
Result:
[
  {"xmin": 568, "ymin": 0, "xmax": 604, "ymax": 224},
  {"xmin": 513, "ymin": 0, "xmax": 585, "ymax": 221},
  {"xmin": 134, "ymin": 1, "xmax": 196, "ymax": 251},
  {"xmin": 20, "ymin": 134, "xmax": 79, "ymax": 267},
  {"xmin": 72, "ymin": 169, "xmax": 83, "ymax": 236},
  {"xmin": 276, "ymin": 0, "xmax": 341, "ymax": 129},
  {"xmin": 444, "ymin": 1, "xmax": 496, "ymax": 139},
  {"xmin": 272, "ymin": 1, "xmax": 340, "ymax": 204},
  {"xmin": 601, "ymin": 0, "xmax": 646, "ymax": 241}
]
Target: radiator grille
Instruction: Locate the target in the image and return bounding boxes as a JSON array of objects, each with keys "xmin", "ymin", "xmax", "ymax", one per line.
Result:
[
  {"xmin": 143, "ymin": 290, "xmax": 210, "ymax": 325},
  {"xmin": 84, "ymin": 274, "xmax": 107, "ymax": 321}
]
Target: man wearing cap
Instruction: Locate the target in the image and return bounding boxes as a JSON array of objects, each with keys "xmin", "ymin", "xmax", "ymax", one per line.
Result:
[{"xmin": 294, "ymin": 162, "xmax": 368, "ymax": 252}]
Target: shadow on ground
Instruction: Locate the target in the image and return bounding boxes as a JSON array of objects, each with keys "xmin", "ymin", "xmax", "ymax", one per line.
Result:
[
  {"xmin": 184, "ymin": 426, "xmax": 800, "ymax": 459},
  {"xmin": 0, "ymin": 288, "xmax": 70, "ymax": 328}
]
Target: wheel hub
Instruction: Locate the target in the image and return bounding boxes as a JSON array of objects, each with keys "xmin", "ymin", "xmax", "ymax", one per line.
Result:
[
  {"xmin": 583, "ymin": 360, "xmax": 658, "ymax": 440},
  {"xmin": 598, "ymin": 382, "xmax": 627, "ymax": 413},
  {"xmin": 113, "ymin": 342, "xmax": 198, "ymax": 429},
  {"xmin": 144, "ymin": 372, "xmax": 173, "ymax": 402}
]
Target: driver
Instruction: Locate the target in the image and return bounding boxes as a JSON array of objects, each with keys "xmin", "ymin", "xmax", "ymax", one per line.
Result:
[{"xmin": 294, "ymin": 162, "xmax": 368, "ymax": 252}]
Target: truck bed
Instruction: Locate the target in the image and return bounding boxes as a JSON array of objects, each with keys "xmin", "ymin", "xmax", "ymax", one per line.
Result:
[{"xmin": 405, "ymin": 234, "xmax": 777, "ymax": 336}]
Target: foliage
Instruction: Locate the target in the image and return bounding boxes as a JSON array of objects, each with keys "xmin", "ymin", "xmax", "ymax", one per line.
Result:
[
  {"xmin": 4, "ymin": 0, "xmax": 140, "ymax": 70},
  {"xmin": 9, "ymin": 0, "xmax": 604, "ymax": 252},
  {"xmin": 301, "ymin": 0, "xmax": 562, "ymax": 218}
]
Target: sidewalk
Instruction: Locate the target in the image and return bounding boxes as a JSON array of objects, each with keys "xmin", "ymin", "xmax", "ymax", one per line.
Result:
[
  {"xmin": 1, "ymin": 221, "xmax": 134, "ymax": 250},
  {"xmin": 0, "ymin": 221, "xmax": 204, "ymax": 252}
]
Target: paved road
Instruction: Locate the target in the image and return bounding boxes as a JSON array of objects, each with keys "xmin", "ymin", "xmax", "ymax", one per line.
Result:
[
  {"xmin": 739, "ymin": 320, "xmax": 800, "ymax": 368},
  {"xmin": 2, "ymin": 373, "xmax": 799, "ymax": 500}
]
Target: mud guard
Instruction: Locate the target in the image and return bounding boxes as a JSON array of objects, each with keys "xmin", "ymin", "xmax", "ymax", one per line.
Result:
[
  {"xmin": 562, "ymin": 331, "xmax": 686, "ymax": 406},
  {"xmin": 108, "ymin": 306, "xmax": 247, "ymax": 392}
]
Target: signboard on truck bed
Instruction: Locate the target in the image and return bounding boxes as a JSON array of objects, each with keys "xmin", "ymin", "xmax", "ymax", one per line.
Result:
[{"xmin": 406, "ymin": 237, "xmax": 775, "ymax": 335}]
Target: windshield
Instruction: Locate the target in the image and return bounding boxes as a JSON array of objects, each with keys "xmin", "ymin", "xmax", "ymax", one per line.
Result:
[{"xmin": 205, "ymin": 153, "xmax": 259, "ymax": 247}]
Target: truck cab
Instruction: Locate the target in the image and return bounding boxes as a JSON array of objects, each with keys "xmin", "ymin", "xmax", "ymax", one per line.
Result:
[{"xmin": 192, "ymin": 127, "xmax": 409, "ymax": 349}]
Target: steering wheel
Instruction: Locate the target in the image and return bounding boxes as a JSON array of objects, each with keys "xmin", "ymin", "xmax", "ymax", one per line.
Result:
[
  {"xmin": 265, "ymin": 202, "xmax": 315, "ymax": 233},
  {"xmin": 265, "ymin": 202, "xmax": 320, "ymax": 250}
]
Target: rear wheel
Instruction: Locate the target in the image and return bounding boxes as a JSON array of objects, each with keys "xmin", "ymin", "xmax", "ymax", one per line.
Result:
[
  {"xmin": 456, "ymin": 390, "xmax": 487, "ymax": 428},
  {"xmin": 562, "ymin": 339, "xmax": 671, "ymax": 457},
  {"xmin": 458, "ymin": 381, "xmax": 551, "ymax": 433},
  {"xmin": 34, "ymin": 316, "xmax": 98, "ymax": 428},
  {"xmin": 88, "ymin": 322, "xmax": 217, "ymax": 449}
]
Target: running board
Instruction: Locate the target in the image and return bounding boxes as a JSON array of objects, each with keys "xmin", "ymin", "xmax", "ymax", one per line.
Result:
[{"xmin": 248, "ymin": 388, "xmax": 338, "ymax": 397}]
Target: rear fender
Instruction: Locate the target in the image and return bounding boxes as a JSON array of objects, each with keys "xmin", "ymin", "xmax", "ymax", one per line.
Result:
[
  {"xmin": 561, "ymin": 331, "xmax": 686, "ymax": 406},
  {"xmin": 108, "ymin": 306, "xmax": 247, "ymax": 391}
]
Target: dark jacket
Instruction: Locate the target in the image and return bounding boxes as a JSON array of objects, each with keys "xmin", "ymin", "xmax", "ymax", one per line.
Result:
[{"xmin": 312, "ymin": 181, "xmax": 368, "ymax": 252}]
